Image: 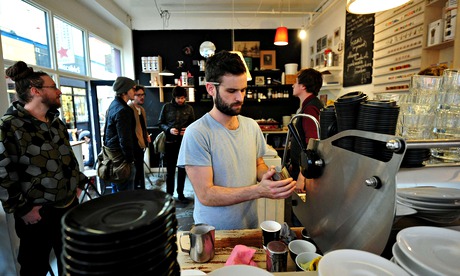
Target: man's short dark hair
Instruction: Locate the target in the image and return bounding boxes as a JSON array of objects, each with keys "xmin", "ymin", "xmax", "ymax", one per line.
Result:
[
  {"xmin": 172, "ymin": 86, "xmax": 187, "ymax": 97},
  {"xmin": 205, "ymin": 50, "xmax": 246, "ymax": 83},
  {"xmin": 297, "ymin": 68, "xmax": 323, "ymax": 96}
]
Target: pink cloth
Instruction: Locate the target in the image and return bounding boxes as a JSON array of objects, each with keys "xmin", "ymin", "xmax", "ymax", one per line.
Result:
[{"xmin": 225, "ymin": 245, "xmax": 258, "ymax": 266}]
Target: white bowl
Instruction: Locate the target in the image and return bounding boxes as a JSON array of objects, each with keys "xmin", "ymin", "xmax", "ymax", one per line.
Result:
[
  {"xmin": 288, "ymin": 239, "xmax": 316, "ymax": 261},
  {"xmin": 295, "ymin": 252, "xmax": 322, "ymax": 271},
  {"xmin": 208, "ymin": 265, "xmax": 271, "ymax": 275}
]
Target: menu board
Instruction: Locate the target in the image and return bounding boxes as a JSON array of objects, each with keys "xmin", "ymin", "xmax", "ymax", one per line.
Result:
[{"xmin": 343, "ymin": 12, "xmax": 375, "ymax": 87}]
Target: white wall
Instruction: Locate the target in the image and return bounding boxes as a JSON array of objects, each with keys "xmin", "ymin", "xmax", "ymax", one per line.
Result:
[
  {"xmin": 303, "ymin": 0, "xmax": 376, "ymax": 101},
  {"xmin": 0, "ymin": 35, "xmax": 8, "ymax": 114}
]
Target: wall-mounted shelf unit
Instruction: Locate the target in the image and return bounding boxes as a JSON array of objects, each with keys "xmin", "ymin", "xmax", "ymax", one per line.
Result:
[
  {"xmin": 421, "ymin": 0, "xmax": 459, "ymax": 69},
  {"xmin": 374, "ymin": 0, "xmax": 425, "ymax": 94},
  {"xmin": 318, "ymin": 66, "xmax": 342, "ymax": 90}
]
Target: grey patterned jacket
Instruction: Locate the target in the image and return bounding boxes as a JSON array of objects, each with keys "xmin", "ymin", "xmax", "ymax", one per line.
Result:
[{"xmin": 0, "ymin": 101, "xmax": 87, "ymax": 217}]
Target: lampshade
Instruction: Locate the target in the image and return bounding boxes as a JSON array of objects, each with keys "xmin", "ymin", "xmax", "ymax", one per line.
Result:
[
  {"xmin": 298, "ymin": 26, "xmax": 307, "ymax": 40},
  {"xmin": 274, "ymin": 27, "xmax": 288, "ymax": 46},
  {"xmin": 159, "ymin": 68, "xmax": 174, "ymax": 76},
  {"xmin": 230, "ymin": 51, "xmax": 252, "ymax": 81},
  {"xmin": 346, "ymin": 0, "xmax": 410, "ymax": 14}
]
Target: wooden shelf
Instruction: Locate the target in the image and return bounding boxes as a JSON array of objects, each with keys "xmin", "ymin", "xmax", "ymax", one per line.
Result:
[{"xmin": 423, "ymin": 39, "xmax": 455, "ymax": 50}]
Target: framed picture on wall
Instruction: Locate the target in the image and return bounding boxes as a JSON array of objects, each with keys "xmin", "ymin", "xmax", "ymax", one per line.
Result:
[
  {"xmin": 260, "ymin": 50, "xmax": 276, "ymax": 70},
  {"xmin": 255, "ymin": 76, "xmax": 265, "ymax": 85},
  {"xmin": 233, "ymin": 41, "xmax": 260, "ymax": 58}
]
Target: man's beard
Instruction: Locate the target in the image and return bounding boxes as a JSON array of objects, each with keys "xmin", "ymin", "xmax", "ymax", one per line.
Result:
[
  {"xmin": 214, "ymin": 89, "xmax": 242, "ymax": 116},
  {"xmin": 42, "ymin": 94, "xmax": 61, "ymax": 109}
]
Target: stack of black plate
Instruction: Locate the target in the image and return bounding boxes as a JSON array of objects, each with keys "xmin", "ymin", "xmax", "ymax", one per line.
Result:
[
  {"xmin": 400, "ymin": 149, "xmax": 432, "ymax": 167},
  {"xmin": 334, "ymin": 91, "xmax": 368, "ymax": 151},
  {"xmin": 61, "ymin": 190, "xmax": 179, "ymax": 276},
  {"xmin": 320, "ymin": 105, "xmax": 338, "ymax": 140},
  {"xmin": 355, "ymin": 100, "xmax": 400, "ymax": 162}
]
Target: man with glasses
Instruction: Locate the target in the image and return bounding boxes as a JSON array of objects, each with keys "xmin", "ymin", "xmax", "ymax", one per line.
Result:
[
  {"xmin": 129, "ymin": 85, "xmax": 151, "ymax": 189},
  {"xmin": 177, "ymin": 51, "xmax": 296, "ymax": 230},
  {"xmin": 1, "ymin": 61, "xmax": 88, "ymax": 275}
]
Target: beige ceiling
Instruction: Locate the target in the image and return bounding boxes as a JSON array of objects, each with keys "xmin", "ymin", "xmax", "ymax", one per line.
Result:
[
  {"xmin": 113, "ymin": 0, "xmax": 324, "ymax": 14},
  {"xmin": 112, "ymin": 0, "xmax": 325, "ymax": 27}
]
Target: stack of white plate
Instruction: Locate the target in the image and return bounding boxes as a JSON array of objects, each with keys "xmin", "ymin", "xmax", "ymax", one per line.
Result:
[
  {"xmin": 392, "ymin": 226, "xmax": 460, "ymax": 275},
  {"xmin": 396, "ymin": 187, "xmax": 460, "ymax": 223},
  {"xmin": 317, "ymin": 249, "xmax": 409, "ymax": 275}
]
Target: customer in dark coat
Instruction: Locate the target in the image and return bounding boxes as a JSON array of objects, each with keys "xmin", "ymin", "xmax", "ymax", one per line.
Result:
[
  {"xmin": 104, "ymin": 76, "xmax": 137, "ymax": 192},
  {"xmin": 158, "ymin": 86, "xmax": 195, "ymax": 203}
]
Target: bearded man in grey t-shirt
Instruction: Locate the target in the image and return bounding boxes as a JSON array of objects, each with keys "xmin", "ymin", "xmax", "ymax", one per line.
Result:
[{"xmin": 177, "ymin": 51, "xmax": 296, "ymax": 230}]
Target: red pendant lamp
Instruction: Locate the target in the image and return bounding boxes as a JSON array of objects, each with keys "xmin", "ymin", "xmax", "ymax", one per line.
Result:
[{"xmin": 274, "ymin": 26, "xmax": 288, "ymax": 46}]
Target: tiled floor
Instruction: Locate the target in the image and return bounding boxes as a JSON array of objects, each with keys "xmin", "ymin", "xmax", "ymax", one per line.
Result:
[{"xmin": 144, "ymin": 168, "xmax": 196, "ymax": 231}]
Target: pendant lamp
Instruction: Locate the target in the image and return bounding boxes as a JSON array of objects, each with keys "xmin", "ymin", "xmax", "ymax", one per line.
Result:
[
  {"xmin": 298, "ymin": 25, "xmax": 307, "ymax": 40},
  {"xmin": 230, "ymin": 51, "xmax": 252, "ymax": 81},
  {"xmin": 159, "ymin": 68, "xmax": 174, "ymax": 76},
  {"xmin": 346, "ymin": 0, "xmax": 410, "ymax": 14},
  {"xmin": 274, "ymin": 26, "xmax": 288, "ymax": 46}
]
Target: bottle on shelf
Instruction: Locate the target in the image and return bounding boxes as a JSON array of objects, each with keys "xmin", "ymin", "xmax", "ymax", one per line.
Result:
[{"xmin": 181, "ymin": 72, "xmax": 188, "ymax": 86}]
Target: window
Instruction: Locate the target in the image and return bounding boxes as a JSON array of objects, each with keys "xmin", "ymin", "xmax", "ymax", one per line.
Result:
[
  {"xmin": 53, "ymin": 17, "xmax": 86, "ymax": 75},
  {"xmin": 60, "ymin": 77, "xmax": 89, "ymax": 130},
  {"xmin": 0, "ymin": 0, "xmax": 51, "ymax": 67},
  {"xmin": 89, "ymin": 34, "xmax": 121, "ymax": 79}
]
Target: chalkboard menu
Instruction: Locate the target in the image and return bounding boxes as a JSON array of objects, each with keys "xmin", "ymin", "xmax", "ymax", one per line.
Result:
[{"xmin": 343, "ymin": 12, "xmax": 375, "ymax": 87}]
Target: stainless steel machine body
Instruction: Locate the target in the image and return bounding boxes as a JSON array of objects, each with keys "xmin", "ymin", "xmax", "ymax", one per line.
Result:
[{"xmin": 291, "ymin": 129, "xmax": 406, "ymax": 255}]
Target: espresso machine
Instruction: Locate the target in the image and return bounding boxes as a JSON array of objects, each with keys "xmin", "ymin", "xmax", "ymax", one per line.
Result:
[{"xmin": 285, "ymin": 113, "xmax": 460, "ymax": 255}]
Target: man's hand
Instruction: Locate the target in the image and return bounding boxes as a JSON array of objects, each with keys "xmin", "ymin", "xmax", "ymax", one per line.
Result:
[
  {"xmin": 258, "ymin": 168, "xmax": 296, "ymax": 199},
  {"xmin": 21, "ymin": 206, "xmax": 42, "ymax": 225}
]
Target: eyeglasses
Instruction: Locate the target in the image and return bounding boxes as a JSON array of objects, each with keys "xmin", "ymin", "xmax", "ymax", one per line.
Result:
[{"xmin": 31, "ymin": 85, "xmax": 59, "ymax": 90}]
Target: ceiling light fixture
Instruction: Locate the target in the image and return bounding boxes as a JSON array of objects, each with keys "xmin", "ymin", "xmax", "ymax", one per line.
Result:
[
  {"xmin": 298, "ymin": 25, "xmax": 306, "ymax": 40},
  {"xmin": 159, "ymin": 68, "xmax": 174, "ymax": 76},
  {"xmin": 274, "ymin": 0, "xmax": 288, "ymax": 46},
  {"xmin": 346, "ymin": 0, "xmax": 411, "ymax": 14},
  {"xmin": 230, "ymin": 51, "xmax": 253, "ymax": 81},
  {"xmin": 274, "ymin": 27, "xmax": 289, "ymax": 46}
]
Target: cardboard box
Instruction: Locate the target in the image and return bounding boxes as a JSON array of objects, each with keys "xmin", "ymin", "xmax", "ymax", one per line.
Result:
[
  {"xmin": 428, "ymin": 19, "xmax": 443, "ymax": 46},
  {"xmin": 285, "ymin": 74, "xmax": 296, "ymax": 84}
]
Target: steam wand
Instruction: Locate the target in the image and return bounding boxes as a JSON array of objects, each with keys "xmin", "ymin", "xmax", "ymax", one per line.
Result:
[{"xmin": 282, "ymin": 114, "xmax": 323, "ymax": 179}]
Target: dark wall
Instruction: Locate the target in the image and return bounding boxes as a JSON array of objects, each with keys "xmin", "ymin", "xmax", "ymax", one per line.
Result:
[
  {"xmin": 133, "ymin": 29, "xmax": 301, "ymax": 128},
  {"xmin": 133, "ymin": 29, "xmax": 301, "ymax": 166}
]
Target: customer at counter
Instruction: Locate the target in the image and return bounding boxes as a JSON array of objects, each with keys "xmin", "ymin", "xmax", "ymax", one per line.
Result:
[
  {"xmin": 288, "ymin": 68, "xmax": 324, "ymax": 227},
  {"xmin": 0, "ymin": 61, "xmax": 88, "ymax": 276},
  {"xmin": 177, "ymin": 50, "xmax": 296, "ymax": 230},
  {"xmin": 289, "ymin": 68, "xmax": 324, "ymax": 191}
]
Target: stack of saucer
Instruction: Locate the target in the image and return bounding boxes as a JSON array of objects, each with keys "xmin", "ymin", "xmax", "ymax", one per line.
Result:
[
  {"xmin": 396, "ymin": 186, "xmax": 460, "ymax": 223},
  {"xmin": 62, "ymin": 190, "xmax": 179, "ymax": 275},
  {"xmin": 392, "ymin": 226, "xmax": 460, "ymax": 275}
]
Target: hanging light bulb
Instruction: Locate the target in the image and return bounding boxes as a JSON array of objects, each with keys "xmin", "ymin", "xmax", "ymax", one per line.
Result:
[
  {"xmin": 274, "ymin": 26, "xmax": 288, "ymax": 46},
  {"xmin": 298, "ymin": 25, "xmax": 306, "ymax": 40},
  {"xmin": 346, "ymin": 0, "xmax": 410, "ymax": 14}
]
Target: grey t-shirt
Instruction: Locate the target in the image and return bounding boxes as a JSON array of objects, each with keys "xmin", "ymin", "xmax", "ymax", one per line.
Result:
[{"xmin": 178, "ymin": 113, "xmax": 267, "ymax": 230}]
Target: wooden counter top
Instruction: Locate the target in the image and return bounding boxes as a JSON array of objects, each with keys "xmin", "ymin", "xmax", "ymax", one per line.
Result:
[{"xmin": 177, "ymin": 227, "xmax": 317, "ymax": 275}]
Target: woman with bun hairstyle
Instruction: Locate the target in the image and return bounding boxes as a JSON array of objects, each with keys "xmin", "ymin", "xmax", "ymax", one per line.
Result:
[{"xmin": 0, "ymin": 61, "xmax": 88, "ymax": 275}]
